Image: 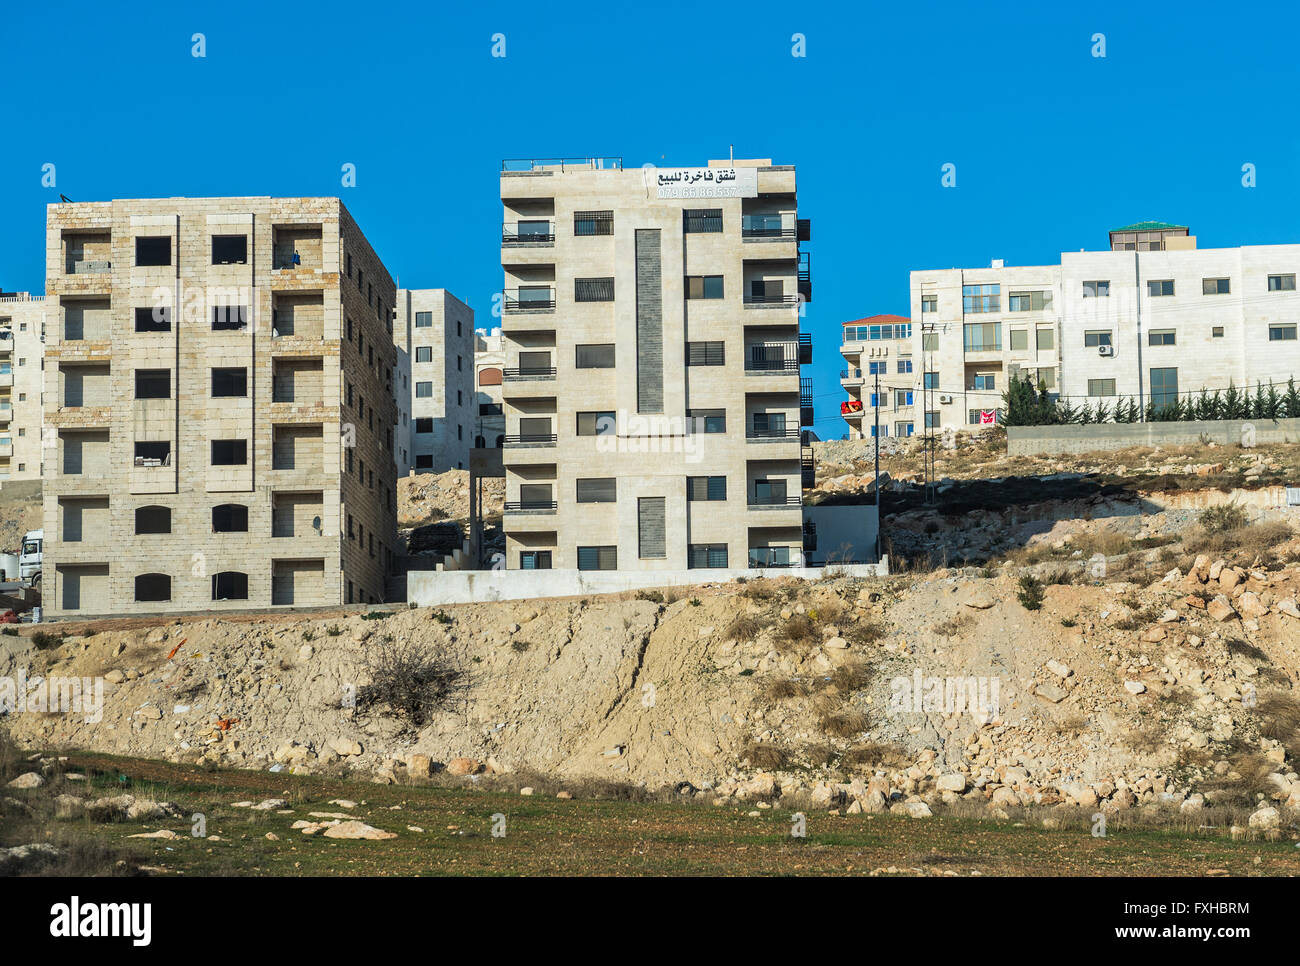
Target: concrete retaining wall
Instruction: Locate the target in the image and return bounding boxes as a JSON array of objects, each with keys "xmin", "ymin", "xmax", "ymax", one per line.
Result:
[
  {"xmin": 1007, "ymin": 419, "xmax": 1300, "ymax": 456},
  {"xmin": 408, "ymin": 559, "xmax": 890, "ymax": 606}
]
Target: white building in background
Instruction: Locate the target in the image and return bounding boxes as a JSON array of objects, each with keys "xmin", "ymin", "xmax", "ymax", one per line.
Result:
[
  {"xmin": 393, "ymin": 289, "xmax": 475, "ymax": 474},
  {"xmin": 473, "ymin": 328, "xmax": 505, "ymax": 449},
  {"xmin": 0, "ymin": 291, "xmax": 48, "ymax": 481},
  {"xmin": 906, "ymin": 222, "xmax": 1300, "ymax": 429}
]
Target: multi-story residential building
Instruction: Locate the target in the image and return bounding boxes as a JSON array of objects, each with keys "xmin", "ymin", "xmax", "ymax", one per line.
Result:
[
  {"xmin": 473, "ymin": 328, "xmax": 505, "ymax": 449},
  {"xmin": 0, "ymin": 291, "xmax": 49, "ymax": 481},
  {"xmin": 43, "ymin": 196, "xmax": 398, "ymax": 616},
  {"xmin": 394, "ymin": 288, "xmax": 474, "ymax": 474},
  {"xmin": 909, "ymin": 258, "xmax": 1061, "ymax": 431},
  {"xmin": 908, "ymin": 222, "xmax": 1300, "ymax": 427},
  {"xmin": 838, "ymin": 314, "xmax": 915, "ymax": 439},
  {"xmin": 498, "ymin": 156, "xmax": 812, "ymax": 571}
]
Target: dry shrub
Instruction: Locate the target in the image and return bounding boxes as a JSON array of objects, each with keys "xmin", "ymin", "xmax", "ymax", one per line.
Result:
[
  {"xmin": 829, "ymin": 660, "xmax": 872, "ymax": 692},
  {"xmin": 740, "ymin": 580, "xmax": 777, "ymax": 602},
  {"xmin": 725, "ymin": 613, "xmax": 763, "ymax": 642},
  {"xmin": 802, "ymin": 742, "xmax": 838, "ymax": 767},
  {"xmin": 843, "ymin": 617, "xmax": 885, "ymax": 644},
  {"xmin": 1185, "ymin": 520, "xmax": 1291, "ymax": 557},
  {"xmin": 1123, "ymin": 727, "xmax": 1162, "ymax": 755},
  {"xmin": 1201, "ymin": 751, "xmax": 1279, "ymax": 805},
  {"xmin": 774, "ymin": 615, "xmax": 815, "ymax": 655},
  {"xmin": 932, "ymin": 614, "xmax": 972, "ymax": 637},
  {"xmin": 1200, "ymin": 502, "xmax": 1249, "ymax": 534},
  {"xmin": 1071, "ymin": 530, "xmax": 1134, "ymax": 558},
  {"xmin": 819, "ymin": 708, "xmax": 869, "ymax": 738},
  {"xmin": 742, "ymin": 742, "xmax": 789, "ymax": 770},
  {"xmin": 762, "ymin": 676, "xmax": 811, "ymax": 701},
  {"xmin": 356, "ymin": 635, "xmax": 465, "ymax": 726},
  {"xmin": 810, "ymin": 690, "xmax": 842, "ymax": 714},
  {"xmin": 841, "ymin": 741, "xmax": 906, "ymax": 769},
  {"xmin": 1257, "ymin": 692, "xmax": 1300, "ymax": 743}
]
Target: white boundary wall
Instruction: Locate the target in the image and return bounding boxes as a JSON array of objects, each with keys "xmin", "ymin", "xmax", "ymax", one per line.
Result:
[{"xmin": 408, "ymin": 559, "xmax": 890, "ymax": 606}]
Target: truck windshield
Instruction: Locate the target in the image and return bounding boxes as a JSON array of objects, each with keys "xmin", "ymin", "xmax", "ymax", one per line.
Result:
[{"xmin": 21, "ymin": 540, "xmax": 38, "ymax": 556}]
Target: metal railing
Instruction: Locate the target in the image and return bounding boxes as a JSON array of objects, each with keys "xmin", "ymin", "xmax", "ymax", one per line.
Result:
[
  {"xmin": 743, "ymin": 294, "xmax": 800, "ymax": 305},
  {"xmin": 748, "ymin": 496, "xmax": 802, "ymax": 508},
  {"xmin": 502, "ymin": 289, "xmax": 556, "ymax": 312},
  {"xmin": 741, "ymin": 226, "xmax": 795, "ymax": 239},
  {"xmin": 744, "ymin": 358, "xmax": 798, "ymax": 373},
  {"xmin": 502, "ymin": 433, "xmax": 557, "ymax": 446},
  {"xmin": 504, "ymin": 500, "xmax": 558, "ymax": 513},
  {"xmin": 501, "ymin": 157, "xmax": 623, "ymax": 172},
  {"xmin": 503, "ymin": 366, "xmax": 557, "ymax": 379},
  {"xmin": 502, "ymin": 223, "xmax": 555, "ymax": 244},
  {"xmin": 746, "ymin": 427, "xmax": 800, "ymax": 440}
]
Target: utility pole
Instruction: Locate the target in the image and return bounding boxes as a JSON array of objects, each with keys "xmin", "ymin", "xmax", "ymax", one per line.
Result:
[{"xmin": 874, "ymin": 370, "xmax": 882, "ymax": 563}]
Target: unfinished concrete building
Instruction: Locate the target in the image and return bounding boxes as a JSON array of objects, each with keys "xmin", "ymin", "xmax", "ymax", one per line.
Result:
[{"xmin": 43, "ymin": 196, "xmax": 399, "ymax": 616}]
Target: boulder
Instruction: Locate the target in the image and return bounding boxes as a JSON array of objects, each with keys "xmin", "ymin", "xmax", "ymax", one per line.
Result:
[
  {"xmin": 6, "ymin": 772, "xmax": 44, "ymax": 789},
  {"xmin": 322, "ymin": 821, "xmax": 397, "ymax": 840},
  {"xmin": 445, "ymin": 757, "xmax": 483, "ymax": 776}
]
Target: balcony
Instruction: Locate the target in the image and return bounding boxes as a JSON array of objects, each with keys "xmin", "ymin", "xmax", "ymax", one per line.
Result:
[
  {"xmin": 746, "ymin": 427, "xmax": 799, "ymax": 443},
  {"xmin": 799, "ymin": 332, "xmax": 812, "ymax": 364},
  {"xmin": 503, "ymin": 366, "xmax": 557, "ymax": 381},
  {"xmin": 744, "ymin": 293, "xmax": 800, "ymax": 309},
  {"xmin": 504, "ymin": 500, "xmax": 558, "ymax": 514},
  {"xmin": 801, "ymin": 448, "xmax": 815, "ymax": 489},
  {"xmin": 801, "ymin": 378, "xmax": 814, "ymax": 427},
  {"xmin": 748, "ymin": 547, "xmax": 798, "ymax": 569},
  {"xmin": 503, "ymin": 288, "xmax": 556, "ymax": 313},
  {"xmin": 0, "ymin": 405, "xmax": 11, "ymax": 425},
  {"xmin": 502, "ymin": 222, "xmax": 555, "ymax": 246},
  {"xmin": 840, "ymin": 368, "xmax": 864, "ymax": 385},
  {"xmin": 744, "ymin": 358, "xmax": 798, "ymax": 375},
  {"xmin": 798, "ymin": 252, "xmax": 812, "ymax": 303},
  {"xmin": 503, "ymin": 433, "xmax": 557, "ymax": 447},
  {"xmin": 748, "ymin": 495, "xmax": 802, "ymax": 510}
]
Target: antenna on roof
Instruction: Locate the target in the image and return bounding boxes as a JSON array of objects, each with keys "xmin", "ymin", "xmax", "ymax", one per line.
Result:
[
  {"xmin": 58, "ymin": 194, "xmax": 72, "ymax": 203},
  {"xmin": 729, "ymin": 144, "xmax": 734, "ymax": 165}
]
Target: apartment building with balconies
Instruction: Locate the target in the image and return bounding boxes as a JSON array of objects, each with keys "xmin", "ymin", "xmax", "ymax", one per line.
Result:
[
  {"xmin": 394, "ymin": 288, "xmax": 475, "ymax": 474},
  {"xmin": 908, "ymin": 259, "xmax": 1062, "ymax": 431},
  {"xmin": 0, "ymin": 291, "xmax": 48, "ymax": 481},
  {"xmin": 498, "ymin": 156, "xmax": 813, "ymax": 571},
  {"xmin": 838, "ymin": 315, "xmax": 915, "ymax": 439},
  {"xmin": 43, "ymin": 196, "xmax": 398, "ymax": 616}
]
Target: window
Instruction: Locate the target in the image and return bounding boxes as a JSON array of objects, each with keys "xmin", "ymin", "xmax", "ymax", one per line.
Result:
[
  {"xmin": 749, "ymin": 546, "xmax": 791, "ymax": 568},
  {"xmin": 212, "ymin": 504, "xmax": 249, "ymax": 532},
  {"xmin": 1087, "ymin": 379, "xmax": 1116, "ymax": 396},
  {"xmin": 687, "ymin": 476, "xmax": 726, "ymax": 501},
  {"xmin": 1147, "ymin": 279, "xmax": 1175, "ymax": 297},
  {"xmin": 685, "ymin": 275, "xmax": 724, "ymax": 299},
  {"xmin": 415, "ymin": 311, "xmax": 432, "ymax": 328},
  {"xmin": 921, "ymin": 295, "xmax": 937, "ymax": 313},
  {"xmin": 134, "ymin": 306, "xmax": 171, "ymax": 332},
  {"xmin": 683, "ymin": 209, "xmax": 722, "ymax": 233},
  {"xmin": 1008, "ymin": 290, "xmax": 1052, "ymax": 312},
  {"xmin": 135, "ymin": 505, "xmax": 171, "ymax": 534},
  {"xmin": 1009, "ymin": 329, "xmax": 1028, "ymax": 351},
  {"xmin": 1268, "ymin": 274, "xmax": 1296, "ymax": 292},
  {"xmin": 1212, "ymin": 326, "xmax": 1224, "ymax": 338},
  {"xmin": 416, "ymin": 381, "xmax": 432, "ymax": 397},
  {"xmin": 925, "ymin": 411, "xmax": 940, "ymax": 428},
  {"xmin": 686, "ymin": 341, "xmax": 725, "ymax": 366},
  {"xmin": 1084, "ymin": 330, "xmax": 1112, "ymax": 347},
  {"xmin": 211, "ymin": 571, "xmax": 248, "ymax": 601},
  {"xmin": 212, "ymin": 235, "xmax": 248, "ymax": 265},
  {"xmin": 413, "ymin": 419, "xmax": 433, "ymax": 436},
  {"xmin": 752, "ymin": 411, "xmax": 786, "ymax": 436},
  {"xmin": 211, "ymin": 439, "xmax": 248, "ymax": 465},
  {"xmin": 211, "ymin": 367, "xmax": 247, "ymax": 397},
  {"xmin": 638, "ymin": 497, "xmax": 666, "ymax": 559},
  {"xmin": 480, "ymin": 403, "xmax": 503, "ymax": 416},
  {"xmin": 687, "ymin": 409, "xmax": 726, "ymax": 433},
  {"xmin": 135, "ymin": 236, "xmax": 171, "ymax": 266},
  {"xmin": 962, "ymin": 283, "xmax": 1000, "ymax": 313},
  {"xmin": 895, "ymin": 421, "xmax": 914, "ymax": 437},
  {"xmin": 577, "ymin": 546, "xmax": 617, "ymax": 570},
  {"xmin": 897, "ymin": 359, "xmax": 913, "ymax": 374},
  {"xmin": 1149, "ymin": 367, "xmax": 1179, "ymax": 409},
  {"xmin": 212, "ymin": 305, "xmax": 248, "ymax": 330},
  {"xmin": 753, "ymin": 478, "xmax": 788, "ymax": 505},
  {"xmin": 688, "ymin": 544, "xmax": 728, "ymax": 569},
  {"xmin": 921, "ymin": 331, "xmax": 938, "ymax": 352},
  {"xmin": 574, "ymin": 210, "xmax": 613, "ymax": 236},
  {"xmin": 923, "ymin": 372, "xmax": 939, "ymax": 389},
  {"xmin": 575, "ymin": 278, "xmax": 615, "ymax": 302},
  {"xmin": 576, "ymin": 478, "xmax": 616, "ymax": 503},
  {"xmin": 1269, "ymin": 325, "xmax": 1298, "ymax": 341},
  {"xmin": 135, "ymin": 369, "xmax": 170, "ymax": 399},
  {"xmin": 963, "ymin": 322, "xmax": 1001, "ymax": 351},
  {"xmin": 868, "ymin": 361, "xmax": 887, "ymax": 375},
  {"xmin": 415, "ymin": 454, "xmax": 434, "ymax": 469},
  {"xmin": 1202, "ymin": 277, "xmax": 1230, "ymax": 295},
  {"xmin": 520, "ymin": 551, "xmax": 552, "ymax": 570},
  {"xmin": 1036, "ymin": 328, "xmax": 1054, "ymax": 350},
  {"xmin": 845, "ymin": 322, "xmax": 912, "ymax": 342},
  {"xmin": 869, "ymin": 424, "xmax": 889, "ymax": 438},
  {"xmin": 1148, "ymin": 329, "xmax": 1176, "ymax": 346},
  {"xmin": 894, "ymin": 389, "xmax": 913, "ymax": 406},
  {"xmin": 135, "ymin": 574, "xmax": 171, "ymax": 602},
  {"xmin": 1082, "ymin": 280, "xmax": 1110, "ymax": 298},
  {"xmin": 134, "ymin": 441, "xmax": 171, "ymax": 466},
  {"xmin": 415, "ymin": 346, "xmax": 432, "ymax": 363},
  {"xmin": 577, "ymin": 411, "xmax": 616, "ymax": 436},
  {"xmin": 973, "ymin": 373, "xmax": 996, "ymax": 390},
  {"xmin": 576, "ymin": 344, "xmax": 615, "ymax": 368}
]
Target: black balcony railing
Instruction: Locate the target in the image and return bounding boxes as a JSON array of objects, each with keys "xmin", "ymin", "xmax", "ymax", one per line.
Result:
[
  {"xmin": 504, "ymin": 500, "xmax": 557, "ymax": 512},
  {"xmin": 748, "ymin": 496, "xmax": 802, "ymax": 508},
  {"xmin": 741, "ymin": 226, "xmax": 796, "ymax": 239},
  {"xmin": 502, "ymin": 433, "xmax": 557, "ymax": 446},
  {"xmin": 746, "ymin": 427, "xmax": 800, "ymax": 440},
  {"xmin": 798, "ymin": 332, "xmax": 812, "ymax": 364},
  {"xmin": 744, "ymin": 358, "xmax": 798, "ymax": 372},
  {"xmin": 798, "ymin": 252, "xmax": 812, "ymax": 303},
  {"xmin": 502, "ymin": 366, "xmax": 557, "ymax": 379},
  {"xmin": 748, "ymin": 548, "xmax": 797, "ymax": 568},
  {"xmin": 801, "ymin": 448, "xmax": 815, "ymax": 488},
  {"xmin": 743, "ymin": 294, "xmax": 801, "ymax": 305},
  {"xmin": 502, "ymin": 223, "xmax": 555, "ymax": 244},
  {"xmin": 502, "ymin": 289, "xmax": 556, "ymax": 312}
]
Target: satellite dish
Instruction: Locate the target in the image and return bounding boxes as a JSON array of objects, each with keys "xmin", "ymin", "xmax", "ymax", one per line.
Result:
[{"xmin": 312, "ymin": 516, "xmax": 322, "ymax": 534}]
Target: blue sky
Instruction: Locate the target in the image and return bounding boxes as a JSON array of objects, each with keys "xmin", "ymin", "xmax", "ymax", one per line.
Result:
[{"xmin": 3, "ymin": 0, "xmax": 1298, "ymax": 437}]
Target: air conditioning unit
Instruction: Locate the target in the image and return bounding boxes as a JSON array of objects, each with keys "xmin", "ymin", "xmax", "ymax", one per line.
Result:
[
  {"xmin": 1098, "ymin": 345, "xmax": 1115, "ymax": 357},
  {"xmin": 938, "ymin": 393, "xmax": 953, "ymax": 404}
]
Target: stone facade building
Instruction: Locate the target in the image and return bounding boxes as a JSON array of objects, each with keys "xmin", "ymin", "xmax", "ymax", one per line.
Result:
[
  {"xmin": 43, "ymin": 196, "xmax": 398, "ymax": 616},
  {"xmin": 394, "ymin": 288, "xmax": 475, "ymax": 474},
  {"xmin": 498, "ymin": 157, "xmax": 813, "ymax": 571},
  {"xmin": 0, "ymin": 291, "xmax": 49, "ymax": 481}
]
